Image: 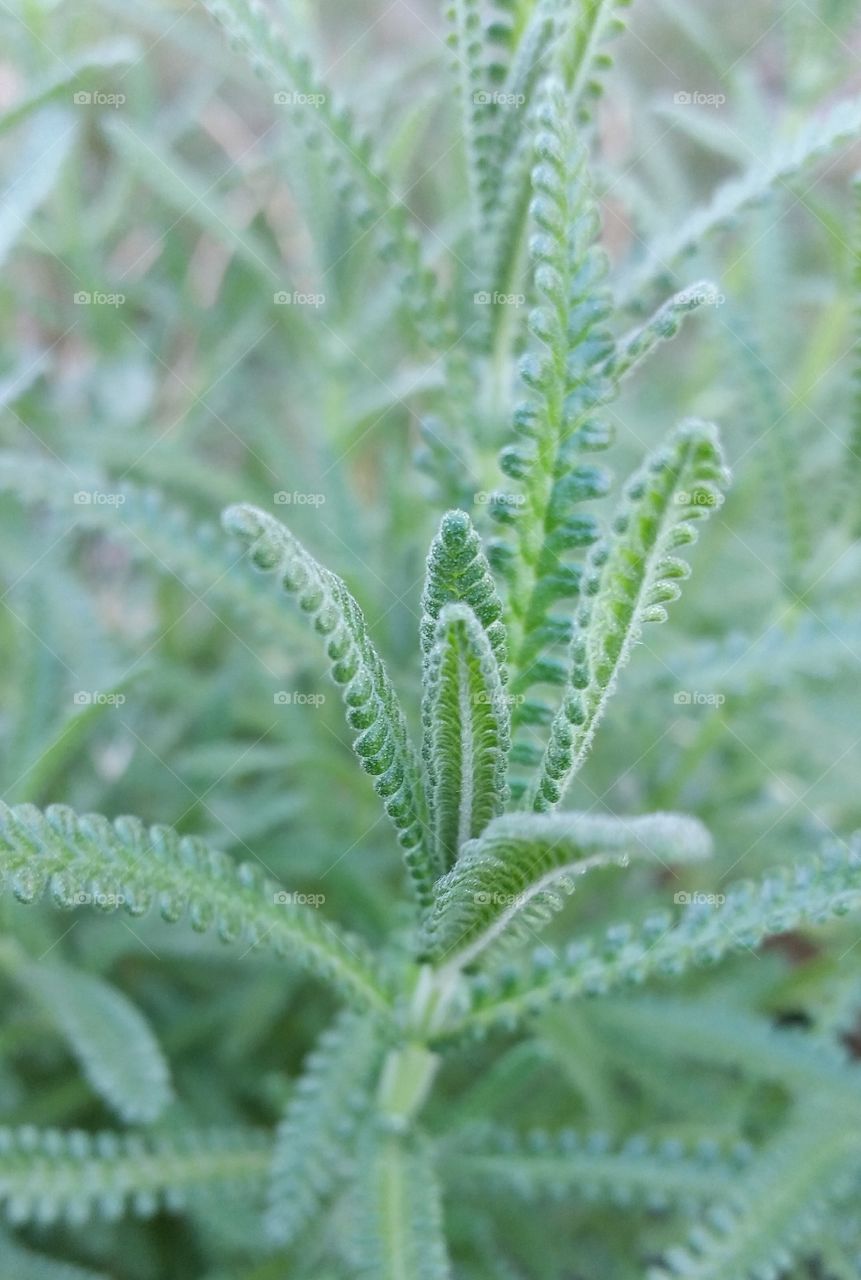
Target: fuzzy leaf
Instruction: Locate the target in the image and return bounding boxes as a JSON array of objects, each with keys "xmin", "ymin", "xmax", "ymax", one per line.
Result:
[
  {"xmin": 611, "ymin": 280, "xmax": 721, "ymax": 382},
  {"xmin": 0, "ymin": 803, "xmax": 391, "ymax": 1013},
  {"xmin": 351, "ymin": 1131, "xmax": 452, "ymax": 1280},
  {"xmin": 17, "ymin": 962, "xmax": 172, "ymax": 1125},
  {"xmin": 422, "ymin": 604, "xmax": 510, "ymax": 875},
  {"xmin": 619, "ymin": 93, "xmax": 861, "ymax": 303},
  {"xmin": 0, "ymin": 1127, "xmax": 270, "ymax": 1225},
  {"xmin": 265, "ymin": 1009, "xmax": 385, "ymax": 1247},
  {"xmin": 425, "ymin": 811, "xmax": 711, "ymax": 968},
  {"xmin": 490, "ymin": 80, "xmax": 617, "ymax": 794},
  {"xmin": 420, "ymin": 510, "xmax": 507, "ymax": 670},
  {"xmin": 533, "ymin": 419, "xmax": 729, "ymax": 811},
  {"xmin": 649, "ymin": 1107, "xmax": 861, "ymax": 1280},
  {"xmin": 446, "ymin": 1125, "xmax": 748, "ymax": 1211},
  {"xmin": 222, "ymin": 504, "xmax": 433, "ymax": 907},
  {"xmin": 452, "ymin": 834, "xmax": 861, "ymax": 1038}
]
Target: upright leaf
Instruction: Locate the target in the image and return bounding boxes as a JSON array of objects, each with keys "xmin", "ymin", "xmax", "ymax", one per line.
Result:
[
  {"xmin": 533, "ymin": 419, "xmax": 729, "ymax": 811},
  {"xmin": 265, "ymin": 1010, "xmax": 385, "ymax": 1247},
  {"xmin": 488, "ymin": 80, "xmax": 616, "ymax": 795},
  {"xmin": 351, "ymin": 1130, "xmax": 452, "ymax": 1280},
  {"xmin": 222, "ymin": 504, "xmax": 433, "ymax": 907},
  {"xmin": 422, "ymin": 604, "xmax": 510, "ymax": 874}
]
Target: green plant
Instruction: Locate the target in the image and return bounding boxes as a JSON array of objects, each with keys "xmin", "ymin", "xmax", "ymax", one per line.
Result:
[{"xmin": 2, "ymin": 1, "xmax": 861, "ymax": 1277}]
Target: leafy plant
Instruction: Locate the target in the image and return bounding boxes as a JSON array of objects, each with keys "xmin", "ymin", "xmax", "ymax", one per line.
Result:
[{"xmin": 1, "ymin": 1, "xmax": 861, "ymax": 1277}]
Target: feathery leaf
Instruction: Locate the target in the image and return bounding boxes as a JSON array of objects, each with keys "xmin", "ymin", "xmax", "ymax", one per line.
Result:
[
  {"xmin": 0, "ymin": 1127, "xmax": 270, "ymax": 1225},
  {"xmin": 445, "ymin": 1125, "xmax": 748, "ymax": 1211},
  {"xmin": 533, "ymin": 419, "xmax": 729, "ymax": 811},
  {"xmin": 422, "ymin": 603, "xmax": 511, "ymax": 875},
  {"xmin": 265, "ymin": 1009, "xmax": 385, "ymax": 1247},
  {"xmin": 426, "ymin": 810, "xmax": 711, "ymax": 968},
  {"xmin": 0, "ymin": 803, "xmax": 391, "ymax": 1013},
  {"xmin": 351, "ymin": 1130, "xmax": 452, "ymax": 1280},
  {"xmin": 222, "ymin": 504, "xmax": 433, "ymax": 907},
  {"xmin": 452, "ymin": 834, "xmax": 861, "ymax": 1038}
]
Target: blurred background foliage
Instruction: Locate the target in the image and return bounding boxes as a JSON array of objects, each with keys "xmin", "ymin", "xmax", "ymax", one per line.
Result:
[{"xmin": 1, "ymin": 0, "xmax": 861, "ymax": 1276}]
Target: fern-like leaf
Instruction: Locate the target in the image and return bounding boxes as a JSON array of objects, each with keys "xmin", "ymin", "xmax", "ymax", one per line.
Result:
[
  {"xmin": 14, "ymin": 960, "xmax": 172, "ymax": 1125},
  {"xmin": 619, "ymin": 94, "xmax": 861, "ymax": 304},
  {"xmin": 423, "ymin": 604, "xmax": 510, "ymax": 875},
  {"xmin": 481, "ymin": 1, "xmax": 631, "ymax": 322},
  {"xmin": 0, "ymin": 803, "xmax": 390, "ymax": 1013},
  {"xmin": 201, "ymin": 0, "xmax": 445, "ymax": 347},
  {"xmin": 556, "ymin": 0, "xmax": 632, "ymax": 120},
  {"xmin": 0, "ymin": 1127, "xmax": 270, "ymax": 1225},
  {"xmin": 421, "ymin": 510, "xmax": 507, "ymax": 670},
  {"xmin": 351, "ymin": 1130, "xmax": 452, "ymax": 1280},
  {"xmin": 611, "ymin": 281, "xmax": 721, "ymax": 383},
  {"xmin": 451, "ymin": 834, "xmax": 861, "ymax": 1038},
  {"xmin": 222, "ymin": 504, "xmax": 433, "ymax": 906},
  {"xmin": 533, "ymin": 419, "xmax": 729, "ymax": 811},
  {"xmin": 445, "ymin": 1125, "xmax": 748, "ymax": 1210},
  {"xmin": 426, "ymin": 811, "xmax": 711, "ymax": 968},
  {"xmin": 265, "ymin": 1009, "xmax": 385, "ymax": 1247},
  {"xmin": 490, "ymin": 81, "xmax": 616, "ymax": 792},
  {"xmin": 649, "ymin": 1107, "xmax": 861, "ymax": 1280}
]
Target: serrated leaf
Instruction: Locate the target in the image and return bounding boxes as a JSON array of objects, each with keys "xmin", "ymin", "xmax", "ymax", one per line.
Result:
[
  {"xmin": 351, "ymin": 1131, "xmax": 452, "ymax": 1280},
  {"xmin": 0, "ymin": 803, "xmax": 391, "ymax": 1013},
  {"xmin": 422, "ymin": 603, "xmax": 510, "ymax": 874},
  {"xmin": 533, "ymin": 419, "xmax": 729, "ymax": 810},
  {"xmin": 222, "ymin": 504, "xmax": 433, "ymax": 906},
  {"xmin": 265, "ymin": 1009, "xmax": 385, "ymax": 1247},
  {"xmin": 0, "ymin": 1127, "xmax": 270, "ymax": 1225},
  {"xmin": 425, "ymin": 810, "xmax": 711, "ymax": 968}
]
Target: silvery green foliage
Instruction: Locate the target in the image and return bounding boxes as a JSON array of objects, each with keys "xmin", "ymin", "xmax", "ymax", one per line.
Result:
[
  {"xmin": 222, "ymin": 503, "xmax": 433, "ymax": 906},
  {"xmin": 12, "ymin": 960, "xmax": 172, "ymax": 1125},
  {"xmin": 265, "ymin": 1010, "xmax": 385, "ymax": 1247},
  {"xmin": 424, "ymin": 811, "xmax": 711, "ymax": 967},
  {"xmin": 0, "ymin": 1127, "xmax": 271, "ymax": 1224},
  {"xmin": 422, "ymin": 604, "xmax": 510, "ymax": 875},
  {"xmin": 0, "ymin": 803, "xmax": 389, "ymax": 1011},
  {"xmin": 533, "ymin": 420, "xmax": 730, "ymax": 810},
  {"xmin": 2, "ymin": 2, "xmax": 861, "ymax": 1277}
]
